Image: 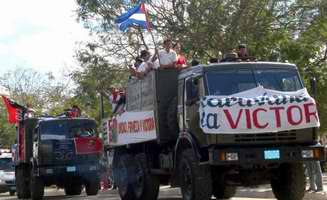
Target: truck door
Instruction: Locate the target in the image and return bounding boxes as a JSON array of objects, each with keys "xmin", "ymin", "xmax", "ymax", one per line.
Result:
[{"xmin": 183, "ymin": 76, "xmax": 206, "ymax": 143}]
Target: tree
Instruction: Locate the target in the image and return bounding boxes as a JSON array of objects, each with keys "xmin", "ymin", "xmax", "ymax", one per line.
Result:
[
  {"xmin": 0, "ymin": 68, "xmax": 71, "ymax": 147},
  {"xmin": 74, "ymin": 0, "xmax": 327, "ymax": 132}
]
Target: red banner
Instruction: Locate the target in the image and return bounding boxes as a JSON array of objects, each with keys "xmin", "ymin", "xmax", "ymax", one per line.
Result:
[{"xmin": 74, "ymin": 137, "xmax": 103, "ymax": 155}]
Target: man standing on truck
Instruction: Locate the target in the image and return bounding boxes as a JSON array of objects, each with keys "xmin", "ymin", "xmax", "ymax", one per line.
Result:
[{"xmin": 156, "ymin": 38, "xmax": 177, "ymax": 69}]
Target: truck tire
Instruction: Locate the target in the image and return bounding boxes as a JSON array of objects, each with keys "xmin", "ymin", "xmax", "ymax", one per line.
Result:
[
  {"xmin": 113, "ymin": 153, "xmax": 135, "ymax": 200},
  {"xmin": 16, "ymin": 167, "xmax": 31, "ymax": 199},
  {"xmin": 167, "ymin": 97, "xmax": 179, "ymax": 136},
  {"xmin": 9, "ymin": 190, "xmax": 15, "ymax": 196},
  {"xmin": 30, "ymin": 171, "xmax": 44, "ymax": 200},
  {"xmin": 64, "ymin": 184, "xmax": 83, "ymax": 196},
  {"xmin": 271, "ymin": 163, "xmax": 305, "ymax": 200},
  {"xmin": 133, "ymin": 153, "xmax": 160, "ymax": 200},
  {"xmin": 85, "ymin": 176, "xmax": 100, "ymax": 196},
  {"xmin": 212, "ymin": 184, "xmax": 236, "ymax": 199},
  {"xmin": 179, "ymin": 149, "xmax": 212, "ymax": 200}
]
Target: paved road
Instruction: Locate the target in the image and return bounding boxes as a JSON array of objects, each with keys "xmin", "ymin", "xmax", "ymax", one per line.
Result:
[{"xmin": 0, "ymin": 175, "xmax": 325, "ymax": 200}]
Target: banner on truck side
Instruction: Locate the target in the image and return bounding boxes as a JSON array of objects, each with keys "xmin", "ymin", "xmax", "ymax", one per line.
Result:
[
  {"xmin": 107, "ymin": 110, "xmax": 156, "ymax": 145},
  {"xmin": 200, "ymin": 86, "xmax": 320, "ymax": 134}
]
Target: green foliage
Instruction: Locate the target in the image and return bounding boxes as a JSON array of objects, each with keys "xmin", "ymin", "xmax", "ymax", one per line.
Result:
[
  {"xmin": 74, "ymin": 0, "xmax": 327, "ymax": 134},
  {"xmin": 0, "ymin": 68, "xmax": 71, "ymax": 147}
]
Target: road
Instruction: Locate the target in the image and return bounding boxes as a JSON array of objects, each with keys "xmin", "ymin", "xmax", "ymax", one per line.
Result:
[{"xmin": 0, "ymin": 175, "xmax": 325, "ymax": 200}]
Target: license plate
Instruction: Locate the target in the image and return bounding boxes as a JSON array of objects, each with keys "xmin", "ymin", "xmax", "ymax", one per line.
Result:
[
  {"xmin": 10, "ymin": 186, "xmax": 16, "ymax": 190},
  {"xmin": 264, "ymin": 150, "xmax": 280, "ymax": 160},
  {"xmin": 67, "ymin": 166, "xmax": 76, "ymax": 172}
]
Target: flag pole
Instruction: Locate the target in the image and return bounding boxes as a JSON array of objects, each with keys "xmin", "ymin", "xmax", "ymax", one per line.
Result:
[{"xmin": 143, "ymin": 3, "xmax": 160, "ymax": 65}]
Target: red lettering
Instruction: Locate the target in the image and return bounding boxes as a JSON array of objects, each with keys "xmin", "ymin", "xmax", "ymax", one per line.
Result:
[
  {"xmin": 224, "ymin": 109, "xmax": 243, "ymax": 129},
  {"xmin": 118, "ymin": 122, "xmax": 128, "ymax": 134},
  {"xmin": 134, "ymin": 121, "xmax": 139, "ymax": 132},
  {"xmin": 270, "ymin": 107, "xmax": 284, "ymax": 128},
  {"xmin": 142, "ymin": 118, "xmax": 155, "ymax": 132},
  {"xmin": 253, "ymin": 108, "xmax": 268, "ymax": 128},
  {"xmin": 303, "ymin": 103, "xmax": 318, "ymax": 123},
  {"xmin": 287, "ymin": 105, "xmax": 303, "ymax": 125},
  {"xmin": 245, "ymin": 109, "xmax": 252, "ymax": 129}
]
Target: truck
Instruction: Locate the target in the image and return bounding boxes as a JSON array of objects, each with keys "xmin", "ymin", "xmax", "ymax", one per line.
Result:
[
  {"xmin": 14, "ymin": 116, "xmax": 103, "ymax": 200},
  {"xmin": 107, "ymin": 61, "xmax": 325, "ymax": 200}
]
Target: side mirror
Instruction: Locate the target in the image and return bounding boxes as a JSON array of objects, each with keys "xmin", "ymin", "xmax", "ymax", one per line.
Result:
[
  {"xmin": 310, "ymin": 77, "xmax": 317, "ymax": 98},
  {"xmin": 33, "ymin": 128, "xmax": 39, "ymax": 142}
]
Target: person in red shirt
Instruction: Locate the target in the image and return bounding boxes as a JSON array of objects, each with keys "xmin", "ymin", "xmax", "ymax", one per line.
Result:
[{"xmin": 173, "ymin": 42, "xmax": 187, "ymax": 69}]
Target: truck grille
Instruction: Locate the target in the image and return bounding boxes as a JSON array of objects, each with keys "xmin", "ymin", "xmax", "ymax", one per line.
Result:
[{"xmin": 234, "ymin": 130, "xmax": 297, "ymax": 143}]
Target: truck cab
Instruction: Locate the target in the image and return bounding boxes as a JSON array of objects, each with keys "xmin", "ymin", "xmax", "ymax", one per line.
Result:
[
  {"xmin": 108, "ymin": 62, "xmax": 325, "ymax": 200},
  {"xmin": 15, "ymin": 117, "xmax": 103, "ymax": 200}
]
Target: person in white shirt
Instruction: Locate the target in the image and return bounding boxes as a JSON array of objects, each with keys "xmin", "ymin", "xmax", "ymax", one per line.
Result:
[
  {"xmin": 156, "ymin": 38, "xmax": 177, "ymax": 69},
  {"xmin": 133, "ymin": 50, "xmax": 158, "ymax": 78}
]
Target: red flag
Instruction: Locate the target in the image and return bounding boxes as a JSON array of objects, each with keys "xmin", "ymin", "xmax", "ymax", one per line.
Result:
[
  {"xmin": 74, "ymin": 137, "xmax": 103, "ymax": 155},
  {"xmin": 1, "ymin": 96, "xmax": 24, "ymax": 124}
]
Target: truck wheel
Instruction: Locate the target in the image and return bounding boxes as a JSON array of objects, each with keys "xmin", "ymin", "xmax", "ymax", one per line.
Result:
[
  {"xmin": 85, "ymin": 176, "xmax": 100, "ymax": 196},
  {"xmin": 212, "ymin": 184, "xmax": 236, "ymax": 199},
  {"xmin": 64, "ymin": 184, "xmax": 83, "ymax": 196},
  {"xmin": 9, "ymin": 190, "xmax": 15, "ymax": 196},
  {"xmin": 133, "ymin": 153, "xmax": 160, "ymax": 200},
  {"xmin": 113, "ymin": 153, "xmax": 135, "ymax": 200},
  {"xmin": 167, "ymin": 97, "xmax": 179, "ymax": 137},
  {"xmin": 16, "ymin": 167, "xmax": 31, "ymax": 199},
  {"xmin": 179, "ymin": 149, "xmax": 212, "ymax": 200},
  {"xmin": 271, "ymin": 163, "xmax": 305, "ymax": 200},
  {"xmin": 30, "ymin": 172, "xmax": 44, "ymax": 200}
]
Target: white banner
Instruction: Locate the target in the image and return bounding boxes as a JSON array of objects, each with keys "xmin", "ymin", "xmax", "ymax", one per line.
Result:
[
  {"xmin": 200, "ymin": 87, "xmax": 320, "ymax": 134},
  {"xmin": 107, "ymin": 111, "xmax": 157, "ymax": 145}
]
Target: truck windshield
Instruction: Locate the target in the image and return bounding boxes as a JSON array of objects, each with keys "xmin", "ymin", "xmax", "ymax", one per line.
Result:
[
  {"xmin": 255, "ymin": 68, "xmax": 303, "ymax": 91},
  {"xmin": 206, "ymin": 67, "xmax": 303, "ymax": 95},
  {"xmin": 39, "ymin": 120, "xmax": 96, "ymax": 139},
  {"xmin": 0, "ymin": 158, "xmax": 14, "ymax": 171}
]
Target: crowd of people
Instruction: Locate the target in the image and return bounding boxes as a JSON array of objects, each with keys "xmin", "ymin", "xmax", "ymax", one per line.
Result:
[{"xmin": 129, "ymin": 39, "xmax": 253, "ymax": 79}]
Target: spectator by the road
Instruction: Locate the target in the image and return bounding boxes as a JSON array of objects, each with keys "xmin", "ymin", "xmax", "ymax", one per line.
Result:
[
  {"xmin": 320, "ymin": 139, "xmax": 326, "ymax": 172},
  {"xmin": 305, "ymin": 160, "xmax": 324, "ymax": 192}
]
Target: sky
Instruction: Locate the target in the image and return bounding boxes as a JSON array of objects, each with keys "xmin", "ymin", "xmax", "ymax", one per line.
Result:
[{"xmin": 0, "ymin": 0, "xmax": 91, "ymax": 77}]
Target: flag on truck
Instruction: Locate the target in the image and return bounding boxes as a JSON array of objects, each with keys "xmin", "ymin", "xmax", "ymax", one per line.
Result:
[
  {"xmin": 1, "ymin": 96, "xmax": 26, "ymax": 124},
  {"xmin": 115, "ymin": 2, "xmax": 151, "ymax": 32}
]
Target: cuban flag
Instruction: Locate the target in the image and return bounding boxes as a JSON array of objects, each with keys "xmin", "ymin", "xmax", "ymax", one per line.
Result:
[{"xmin": 115, "ymin": 3, "xmax": 151, "ymax": 32}]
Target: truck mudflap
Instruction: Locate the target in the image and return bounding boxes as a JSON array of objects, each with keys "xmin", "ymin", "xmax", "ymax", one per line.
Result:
[
  {"xmin": 38, "ymin": 163, "xmax": 100, "ymax": 177},
  {"xmin": 208, "ymin": 145, "xmax": 325, "ymax": 165}
]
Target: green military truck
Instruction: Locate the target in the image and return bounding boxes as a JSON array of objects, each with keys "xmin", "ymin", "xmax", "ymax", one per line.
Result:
[
  {"xmin": 107, "ymin": 62, "xmax": 325, "ymax": 200},
  {"xmin": 15, "ymin": 117, "xmax": 103, "ymax": 200}
]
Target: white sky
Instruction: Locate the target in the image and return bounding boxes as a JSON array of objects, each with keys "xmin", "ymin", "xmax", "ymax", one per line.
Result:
[{"xmin": 0, "ymin": 0, "xmax": 90, "ymax": 77}]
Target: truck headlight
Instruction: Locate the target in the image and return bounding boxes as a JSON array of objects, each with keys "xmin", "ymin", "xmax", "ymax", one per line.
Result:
[
  {"xmin": 302, "ymin": 150, "xmax": 314, "ymax": 158},
  {"xmin": 226, "ymin": 152, "xmax": 239, "ymax": 161}
]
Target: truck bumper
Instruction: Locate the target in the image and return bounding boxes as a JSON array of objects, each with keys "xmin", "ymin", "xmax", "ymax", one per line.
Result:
[
  {"xmin": 38, "ymin": 163, "xmax": 100, "ymax": 177},
  {"xmin": 209, "ymin": 145, "xmax": 325, "ymax": 165},
  {"xmin": 0, "ymin": 183, "xmax": 16, "ymax": 193}
]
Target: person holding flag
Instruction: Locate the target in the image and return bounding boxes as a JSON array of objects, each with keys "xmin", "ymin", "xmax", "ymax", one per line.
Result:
[{"xmin": 115, "ymin": 2, "xmax": 179, "ymax": 71}]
